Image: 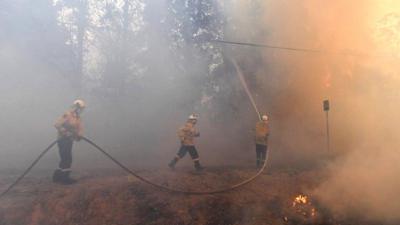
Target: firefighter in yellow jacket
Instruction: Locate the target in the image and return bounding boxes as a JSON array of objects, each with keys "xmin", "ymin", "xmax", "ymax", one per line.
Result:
[
  {"xmin": 168, "ymin": 114, "xmax": 204, "ymax": 171},
  {"xmin": 255, "ymin": 114, "xmax": 270, "ymax": 167},
  {"xmin": 52, "ymin": 99, "xmax": 85, "ymax": 184}
]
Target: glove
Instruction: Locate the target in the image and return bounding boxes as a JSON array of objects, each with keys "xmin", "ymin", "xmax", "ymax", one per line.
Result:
[{"xmin": 180, "ymin": 137, "xmax": 185, "ymax": 145}]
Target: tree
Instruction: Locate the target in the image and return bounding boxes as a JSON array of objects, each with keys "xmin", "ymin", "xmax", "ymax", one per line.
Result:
[
  {"xmin": 0, "ymin": 0, "xmax": 75, "ymax": 84},
  {"xmin": 54, "ymin": 0, "xmax": 90, "ymax": 92}
]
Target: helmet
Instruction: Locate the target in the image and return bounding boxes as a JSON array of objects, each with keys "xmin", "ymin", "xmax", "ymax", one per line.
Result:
[
  {"xmin": 262, "ymin": 114, "xmax": 269, "ymax": 121},
  {"xmin": 73, "ymin": 99, "xmax": 86, "ymax": 109},
  {"xmin": 188, "ymin": 114, "xmax": 199, "ymax": 120}
]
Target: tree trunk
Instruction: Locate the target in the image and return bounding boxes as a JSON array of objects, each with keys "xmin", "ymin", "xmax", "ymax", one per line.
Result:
[{"xmin": 75, "ymin": 0, "xmax": 88, "ymax": 93}]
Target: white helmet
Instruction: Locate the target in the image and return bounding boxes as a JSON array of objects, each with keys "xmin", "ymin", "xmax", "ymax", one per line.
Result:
[
  {"xmin": 73, "ymin": 99, "xmax": 86, "ymax": 109},
  {"xmin": 188, "ymin": 113, "xmax": 199, "ymax": 120},
  {"xmin": 262, "ymin": 114, "xmax": 269, "ymax": 121}
]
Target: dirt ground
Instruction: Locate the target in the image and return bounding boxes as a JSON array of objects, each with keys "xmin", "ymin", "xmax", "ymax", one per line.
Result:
[{"xmin": 0, "ymin": 166, "xmax": 391, "ymax": 225}]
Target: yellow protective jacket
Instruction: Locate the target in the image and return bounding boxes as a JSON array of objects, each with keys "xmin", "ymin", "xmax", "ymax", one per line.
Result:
[
  {"xmin": 255, "ymin": 121, "xmax": 269, "ymax": 146},
  {"xmin": 55, "ymin": 110, "xmax": 83, "ymax": 140},
  {"xmin": 178, "ymin": 122, "xmax": 200, "ymax": 146}
]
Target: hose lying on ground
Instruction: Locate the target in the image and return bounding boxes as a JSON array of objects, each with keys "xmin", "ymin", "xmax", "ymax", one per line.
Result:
[
  {"xmin": 0, "ymin": 137, "xmax": 269, "ymax": 198},
  {"xmin": 83, "ymin": 136, "xmax": 269, "ymax": 195},
  {"xmin": 0, "ymin": 140, "xmax": 58, "ymax": 198}
]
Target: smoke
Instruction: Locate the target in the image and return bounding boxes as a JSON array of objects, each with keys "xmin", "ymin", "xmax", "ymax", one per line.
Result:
[
  {"xmin": 0, "ymin": 44, "xmax": 74, "ymax": 171},
  {"xmin": 0, "ymin": 1, "xmax": 207, "ymax": 173},
  {"xmin": 223, "ymin": 0, "xmax": 400, "ymax": 222},
  {"xmin": 1, "ymin": 1, "xmax": 400, "ymax": 221},
  {"xmin": 315, "ymin": 148, "xmax": 400, "ymax": 221},
  {"xmin": 0, "ymin": 0, "xmax": 253, "ymax": 174}
]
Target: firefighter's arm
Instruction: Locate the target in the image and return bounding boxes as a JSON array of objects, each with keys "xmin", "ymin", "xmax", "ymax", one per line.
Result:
[
  {"xmin": 264, "ymin": 125, "xmax": 270, "ymax": 140},
  {"xmin": 178, "ymin": 129, "xmax": 185, "ymax": 142},
  {"xmin": 255, "ymin": 124, "xmax": 260, "ymax": 141},
  {"xmin": 75, "ymin": 120, "xmax": 83, "ymax": 141},
  {"xmin": 191, "ymin": 127, "xmax": 200, "ymax": 137}
]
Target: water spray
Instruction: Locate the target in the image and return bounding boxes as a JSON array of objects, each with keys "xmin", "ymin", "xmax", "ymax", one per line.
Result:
[{"xmin": 231, "ymin": 59, "xmax": 262, "ymax": 121}]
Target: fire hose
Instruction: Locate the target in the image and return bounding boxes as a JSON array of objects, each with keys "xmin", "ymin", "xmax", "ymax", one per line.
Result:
[
  {"xmin": 83, "ymin": 136, "xmax": 269, "ymax": 195},
  {"xmin": 0, "ymin": 137, "xmax": 269, "ymax": 198},
  {"xmin": 0, "ymin": 140, "xmax": 58, "ymax": 198}
]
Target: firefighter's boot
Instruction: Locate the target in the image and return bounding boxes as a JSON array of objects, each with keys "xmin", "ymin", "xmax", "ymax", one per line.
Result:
[
  {"xmin": 52, "ymin": 169, "xmax": 63, "ymax": 183},
  {"xmin": 194, "ymin": 161, "xmax": 204, "ymax": 171},
  {"xmin": 168, "ymin": 157, "xmax": 179, "ymax": 169},
  {"xmin": 60, "ymin": 171, "xmax": 77, "ymax": 185}
]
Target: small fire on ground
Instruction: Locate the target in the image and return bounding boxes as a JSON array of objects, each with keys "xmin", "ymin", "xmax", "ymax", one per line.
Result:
[
  {"xmin": 284, "ymin": 194, "xmax": 318, "ymax": 224},
  {"xmin": 292, "ymin": 194, "xmax": 317, "ymax": 217}
]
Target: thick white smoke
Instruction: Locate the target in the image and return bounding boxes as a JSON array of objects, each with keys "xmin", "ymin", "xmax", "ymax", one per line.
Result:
[{"xmin": 225, "ymin": 0, "xmax": 400, "ymax": 221}]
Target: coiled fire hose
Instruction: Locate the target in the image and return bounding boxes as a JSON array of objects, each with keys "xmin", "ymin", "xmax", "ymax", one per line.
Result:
[{"xmin": 0, "ymin": 137, "xmax": 269, "ymax": 198}]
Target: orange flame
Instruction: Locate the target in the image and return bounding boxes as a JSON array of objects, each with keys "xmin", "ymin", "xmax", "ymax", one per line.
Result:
[
  {"xmin": 292, "ymin": 194, "xmax": 308, "ymax": 207},
  {"xmin": 311, "ymin": 208, "xmax": 316, "ymax": 217},
  {"xmin": 292, "ymin": 194, "xmax": 317, "ymax": 218}
]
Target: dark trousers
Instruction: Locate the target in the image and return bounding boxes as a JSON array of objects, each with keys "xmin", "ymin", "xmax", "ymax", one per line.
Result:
[
  {"xmin": 57, "ymin": 137, "xmax": 73, "ymax": 170},
  {"xmin": 169, "ymin": 145, "xmax": 202, "ymax": 170},
  {"xmin": 177, "ymin": 145, "xmax": 199, "ymax": 160},
  {"xmin": 256, "ymin": 144, "xmax": 267, "ymax": 167}
]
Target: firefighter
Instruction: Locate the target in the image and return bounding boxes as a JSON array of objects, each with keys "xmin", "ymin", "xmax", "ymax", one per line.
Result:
[
  {"xmin": 255, "ymin": 114, "xmax": 270, "ymax": 168},
  {"xmin": 52, "ymin": 99, "xmax": 85, "ymax": 184},
  {"xmin": 168, "ymin": 114, "xmax": 204, "ymax": 171}
]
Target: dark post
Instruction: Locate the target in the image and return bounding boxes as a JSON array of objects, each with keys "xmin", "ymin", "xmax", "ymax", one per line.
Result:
[{"xmin": 323, "ymin": 100, "xmax": 330, "ymax": 152}]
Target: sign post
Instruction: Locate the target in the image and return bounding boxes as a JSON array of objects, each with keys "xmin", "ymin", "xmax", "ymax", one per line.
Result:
[{"xmin": 323, "ymin": 100, "xmax": 330, "ymax": 152}]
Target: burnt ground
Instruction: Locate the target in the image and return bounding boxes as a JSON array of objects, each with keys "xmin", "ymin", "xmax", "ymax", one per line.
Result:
[{"xmin": 0, "ymin": 166, "xmax": 393, "ymax": 225}]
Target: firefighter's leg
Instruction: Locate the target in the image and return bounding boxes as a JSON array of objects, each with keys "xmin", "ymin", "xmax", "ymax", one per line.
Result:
[
  {"xmin": 53, "ymin": 138, "xmax": 71, "ymax": 183},
  {"xmin": 169, "ymin": 146, "xmax": 187, "ymax": 169},
  {"xmin": 53, "ymin": 139, "xmax": 63, "ymax": 182},
  {"xmin": 188, "ymin": 146, "xmax": 203, "ymax": 171},
  {"xmin": 260, "ymin": 145, "xmax": 267, "ymax": 166},
  {"xmin": 256, "ymin": 144, "xmax": 263, "ymax": 167},
  {"xmin": 56, "ymin": 138, "xmax": 76, "ymax": 184}
]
